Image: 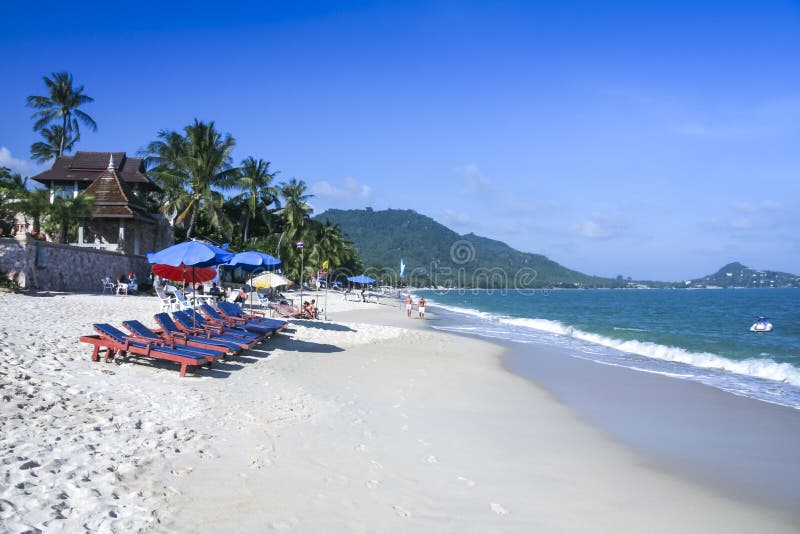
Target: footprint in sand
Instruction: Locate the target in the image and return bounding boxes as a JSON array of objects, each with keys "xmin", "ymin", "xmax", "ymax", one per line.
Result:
[
  {"xmin": 170, "ymin": 467, "xmax": 193, "ymax": 477},
  {"xmin": 365, "ymin": 479, "xmax": 381, "ymax": 489},
  {"xmin": 400, "ymin": 424, "xmax": 409, "ymax": 432},
  {"xmin": 490, "ymin": 502, "xmax": 509, "ymax": 515},
  {"xmin": 392, "ymin": 505, "xmax": 411, "ymax": 518},
  {"xmin": 354, "ymin": 444, "xmax": 368, "ymax": 453},
  {"xmin": 423, "ymin": 455, "xmax": 438, "ymax": 464},
  {"xmin": 457, "ymin": 476, "xmax": 476, "ymax": 487}
]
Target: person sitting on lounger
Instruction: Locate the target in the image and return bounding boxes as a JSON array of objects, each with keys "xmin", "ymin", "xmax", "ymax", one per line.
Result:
[{"xmin": 234, "ymin": 287, "xmax": 247, "ymax": 304}]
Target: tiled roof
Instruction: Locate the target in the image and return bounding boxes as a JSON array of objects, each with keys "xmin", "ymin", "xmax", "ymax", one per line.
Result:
[
  {"xmin": 82, "ymin": 167, "xmax": 154, "ymax": 220},
  {"xmin": 31, "ymin": 151, "xmax": 157, "ymax": 189},
  {"xmin": 72, "ymin": 151, "xmax": 126, "ymax": 170}
]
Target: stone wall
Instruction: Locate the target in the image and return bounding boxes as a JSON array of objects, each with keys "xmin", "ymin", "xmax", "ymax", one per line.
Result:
[{"xmin": 0, "ymin": 235, "xmax": 151, "ymax": 292}]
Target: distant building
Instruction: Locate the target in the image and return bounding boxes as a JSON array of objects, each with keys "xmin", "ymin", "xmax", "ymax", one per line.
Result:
[
  {"xmin": 31, "ymin": 151, "xmax": 155, "ymax": 201},
  {"xmin": 30, "ymin": 151, "xmax": 171, "ymax": 255}
]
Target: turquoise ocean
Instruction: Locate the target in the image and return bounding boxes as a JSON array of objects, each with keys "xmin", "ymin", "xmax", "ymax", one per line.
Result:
[{"xmin": 419, "ymin": 288, "xmax": 800, "ymax": 409}]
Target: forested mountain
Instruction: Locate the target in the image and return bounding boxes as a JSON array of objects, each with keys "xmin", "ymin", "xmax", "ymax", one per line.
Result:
[
  {"xmin": 691, "ymin": 262, "xmax": 800, "ymax": 288},
  {"xmin": 315, "ymin": 208, "xmax": 619, "ymax": 288}
]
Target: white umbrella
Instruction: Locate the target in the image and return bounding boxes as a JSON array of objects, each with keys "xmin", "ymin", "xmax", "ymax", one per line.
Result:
[{"xmin": 252, "ymin": 272, "xmax": 292, "ymax": 289}]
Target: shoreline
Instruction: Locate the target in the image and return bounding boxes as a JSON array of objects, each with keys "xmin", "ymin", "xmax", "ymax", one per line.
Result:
[
  {"xmin": 500, "ymin": 338, "xmax": 800, "ymax": 519},
  {"xmin": 406, "ymin": 303, "xmax": 800, "ymax": 521},
  {"xmin": 1, "ymin": 291, "xmax": 798, "ymax": 532}
]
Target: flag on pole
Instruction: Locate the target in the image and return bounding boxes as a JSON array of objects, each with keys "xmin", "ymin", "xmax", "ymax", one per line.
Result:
[
  {"xmin": 296, "ymin": 241, "xmax": 304, "ymax": 249},
  {"xmin": 400, "ymin": 258, "xmax": 406, "ymax": 277}
]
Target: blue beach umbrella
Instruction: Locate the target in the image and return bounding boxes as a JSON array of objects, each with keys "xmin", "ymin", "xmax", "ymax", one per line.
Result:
[
  {"xmin": 147, "ymin": 241, "xmax": 234, "ymax": 268},
  {"xmin": 347, "ymin": 275, "xmax": 376, "ymax": 284},
  {"xmin": 225, "ymin": 251, "xmax": 282, "ymax": 272},
  {"xmin": 224, "ymin": 250, "xmax": 283, "ymax": 313},
  {"xmin": 147, "ymin": 241, "xmax": 234, "ymax": 323}
]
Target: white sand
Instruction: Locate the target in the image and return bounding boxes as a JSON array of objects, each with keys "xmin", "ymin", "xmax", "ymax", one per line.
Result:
[{"xmin": 0, "ymin": 290, "xmax": 797, "ymax": 533}]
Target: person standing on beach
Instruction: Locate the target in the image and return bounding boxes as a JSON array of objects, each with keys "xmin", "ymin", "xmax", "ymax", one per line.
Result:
[
  {"xmin": 405, "ymin": 295, "xmax": 413, "ymax": 318},
  {"xmin": 418, "ymin": 296, "xmax": 426, "ymax": 319}
]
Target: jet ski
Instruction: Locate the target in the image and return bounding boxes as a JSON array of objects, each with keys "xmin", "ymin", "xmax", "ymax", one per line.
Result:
[{"xmin": 749, "ymin": 317, "xmax": 773, "ymax": 333}]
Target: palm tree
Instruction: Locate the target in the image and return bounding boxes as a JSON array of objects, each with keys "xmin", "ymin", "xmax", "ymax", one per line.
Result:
[
  {"xmin": 48, "ymin": 193, "xmax": 94, "ymax": 243},
  {"xmin": 308, "ymin": 220, "xmax": 349, "ymax": 271},
  {"xmin": 30, "ymin": 125, "xmax": 77, "ymax": 163},
  {"xmin": 143, "ymin": 120, "xmax": 238, "ymax": 239},
  {"xmin": 0, "ymin": 168, "xmax": 27, "ymax": 233},
  {"xmin": 27, "ymin": 71, "xmax": 96, "ymax": 158},
  {"xmin": 236, "ymin": 157, "xmax": 279, "ymax": 243},
  {"xmin": 14, "ymin": 188, "xmax": 50, "ymax": 235},
  {"xmin": 276, "ymin": 178, "xmax": 312, "ymax": 251}
]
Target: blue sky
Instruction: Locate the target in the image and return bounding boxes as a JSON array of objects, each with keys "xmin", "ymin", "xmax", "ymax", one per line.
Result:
[{"xmin": 2, "ymin": 0, "xmax": 799, "ymax": 280}]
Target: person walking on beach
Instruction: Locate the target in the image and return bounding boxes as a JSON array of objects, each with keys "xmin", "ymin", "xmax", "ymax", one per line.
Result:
[
  {"xmin": 405, "ymin": 295, "xmax": 413, "ymax": 318},
  {"xmin": 418, "ymin": 296, "xmax": 426, "ymax": 319}
]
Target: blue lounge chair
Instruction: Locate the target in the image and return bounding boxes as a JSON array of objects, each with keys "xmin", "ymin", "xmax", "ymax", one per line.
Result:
[
  {"xmin": 217, "ymin": 302, "xmax": 288, "ymax": 330},
  {"xmin": 81, "ymin": 323, "xmax": 221, "ymax": 377},
  {"xmin": 199, "ymin": 304, "xmax": 277, "ymax": 336},
  {"xmin": 122, "ymin": 319, "xmax": 242, "ymax": 357},
  {"xmin": 154, "ymin": 313, "xmax": 257, "ymax": 350},
  {"xmin": 173, "ymin": 310, "xmax": 263, "ymax": 342}
]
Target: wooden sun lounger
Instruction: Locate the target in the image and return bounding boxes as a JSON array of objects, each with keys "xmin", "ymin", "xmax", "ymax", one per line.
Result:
[
  {"xmin": 82, "ymin": 323, "xmax": 221, "ymax": 377},
  {"xmin": 172, "ymin": 310, "xmax": 264, "ymax": 343},
  {"xmin": 199, "ymin": 304, "xmax": 278, "ymax": 337},
  {"xmin": 154, "ymin": 313, "xmax": 258, "ymax": 351},
  {"xmin": 217, "ymin": 302, "xmax": 288, "ymax": 331},
  {"xmin": 268, "ymin": 302, "xmax": 309, "ymax": 319},
  {"xmin": 122, "ymin": 319, "xmax": 242, "ymax": 358}
]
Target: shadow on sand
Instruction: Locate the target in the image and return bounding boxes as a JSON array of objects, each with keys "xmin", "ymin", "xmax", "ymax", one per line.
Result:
[
  {"xmin": 271, "ymin": 336, "xmax": 344, "ymax": 354},
  {"xmin": 110, "ymin": 354, "xmax": 235, "ymax": 379},
  {"xmin": 291, "ymin": 319, "xmax": 356, "ymax": 333}
]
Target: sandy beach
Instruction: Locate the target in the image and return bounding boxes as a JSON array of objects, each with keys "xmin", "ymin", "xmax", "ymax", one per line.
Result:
[{"xmin": 1, "ymin": 290, "xmax": 798, "ymax": 533}]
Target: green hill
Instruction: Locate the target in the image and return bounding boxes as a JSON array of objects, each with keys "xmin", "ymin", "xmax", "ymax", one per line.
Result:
[
  {"xmin": 315, "ymin": 208, "xmax": 618, "ymax": 288},
  {"xmin": 691, "ymin": 262, "xmax": 800, "ymax": 288}
]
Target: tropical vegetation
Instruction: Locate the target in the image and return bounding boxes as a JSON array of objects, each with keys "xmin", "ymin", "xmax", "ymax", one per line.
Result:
[
  {"xmin": 141, "ymin": 120, "xmax": 361, "ymax": 283},
  {"xmin": 0, "ymin": 165, "xmax": 92, "ymax": 243},
  {"xmin": 316, "ymin": 208, "xmax": 624, "ymax": 288},
  {"xmin": 26, "ymin": 71, "xmax": 96, "ymax": 161},
  {"xmin": 17, "ymin": 71, "xmax": 360, "ymax": 281}
]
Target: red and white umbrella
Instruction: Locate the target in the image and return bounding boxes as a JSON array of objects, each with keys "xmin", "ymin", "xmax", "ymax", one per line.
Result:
[{"xmin": 152, "ymin": 263, "xmax": 217, "ymax": 284}]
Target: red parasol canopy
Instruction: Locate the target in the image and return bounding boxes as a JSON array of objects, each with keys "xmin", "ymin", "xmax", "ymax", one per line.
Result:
[{"xmin": 152, "ymin": 263, "xmax": 217, "ymax": 283}]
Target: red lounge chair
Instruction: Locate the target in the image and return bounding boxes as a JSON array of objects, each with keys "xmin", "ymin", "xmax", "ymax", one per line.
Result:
[
  {"xmin": 217, "ymin": 302, "xmax": 288, "ymax": 331},
  {"xmin": 199, "ymin": 304, "xmax": 278, "ymax": 336},
  {"xmin": 268, "ymin": 302, "xmax": 309, "ymax": 319},
  {"xmin": 122, "ymin": 319, "xmax": 242, "ymax": 357},
  {"xmin": 172, "ymin": 310, "xmax": 264, "ymax": 343},
  {"xmin": 154, "ymin": 313, "xmax": 258, "ymax": 351},
  {"xmin": 80, "ymin": 323, "xmax": 220, "ymax": 377}
]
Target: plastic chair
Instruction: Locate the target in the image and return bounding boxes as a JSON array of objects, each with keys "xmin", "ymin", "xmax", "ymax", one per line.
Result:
[{"xmin": 101, "ymin": 277, "xmax": 115, "ymax": 294}]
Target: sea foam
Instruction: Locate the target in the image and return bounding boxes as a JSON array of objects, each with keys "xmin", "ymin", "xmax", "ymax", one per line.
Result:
[{"xmin": 430, "ymin": 301, "xmax": 800, "ymax": 388}]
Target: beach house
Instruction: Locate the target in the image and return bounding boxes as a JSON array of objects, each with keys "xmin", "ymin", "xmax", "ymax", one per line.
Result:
[{"xmin": 30, "ymin": 151, "xmax": 171, "ymax": 255}]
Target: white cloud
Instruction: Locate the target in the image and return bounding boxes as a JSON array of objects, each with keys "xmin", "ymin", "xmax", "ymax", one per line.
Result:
[
  {"xmin": 730, "ymin": 201, "xmax": 755, "ymax": 213},
  {"xmin": 759, "ymin": 199, "xmax": 782, "ymax": 211},
  {"xmin": 0, "ymin": 147, "xmax": 33, "ymax": 175},
  {"xmin": 730, "ymin": 217, "xmax": 754, "ymax": 229},
  {"xmin": 441, "ymin": 208, "xmax": 473, "ymax": 227},
  {"xmin": 311, "ymin": 176, "xmax": 374, "ymax": 204},
  {"xmin": 456, "ymin": 163, "xmax": 491, "ymax": 196},
  {"xmin": 732, "ymin": 200, "xmax": 784, "ymax": 214},
  {"xmin": 569, "ymin": 215, "xmax": 628, "ymax": 240}
]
